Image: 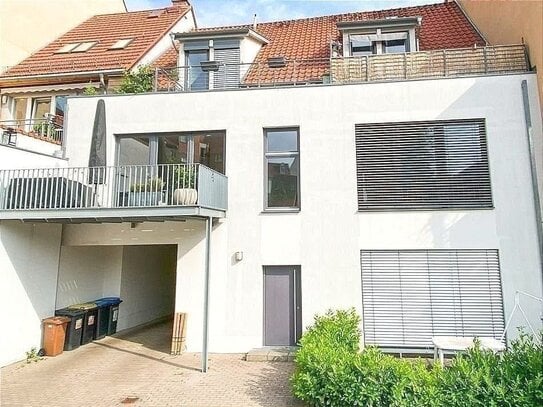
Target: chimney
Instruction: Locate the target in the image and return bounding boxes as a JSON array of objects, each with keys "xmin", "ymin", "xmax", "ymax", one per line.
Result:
[
  {"xmin": 253, "ymin": 14, "xmax": 257, "ymax": 30},
  {"xmin": 171, "ymin": 0, "xmax": 189, "ymax": 6}
]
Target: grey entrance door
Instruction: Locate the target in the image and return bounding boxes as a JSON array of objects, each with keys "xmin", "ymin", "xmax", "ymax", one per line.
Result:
[{"xmin": 263, "ymin": 266, "xmax": 301, "ymax": 346}]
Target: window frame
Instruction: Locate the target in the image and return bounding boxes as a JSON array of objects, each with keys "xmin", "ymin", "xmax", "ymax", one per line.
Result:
[
  {"xmin": 31, "ymin": 97, "xmax": 52, "ymax": 120},
  {"xmin": 185, "ymin": 49, "xmax": 210, "ymax": 90},
  {"xmin": 342, "ymin": 24, "xmax": 416, "ymax": 57},
  {"xmin": 263, "ymin": 127, "xmax": 301, "ymax": 212},
  {"xmin": 360, "ymin": 249, "xmax": 505, "ymax": 350},
  {"xmin": 355, "ymin": 118, "xmax": 493, "ymax": 211},
  {"xmin": 115, "ymin": 131, "xmax": 226, "ymax": 174}
]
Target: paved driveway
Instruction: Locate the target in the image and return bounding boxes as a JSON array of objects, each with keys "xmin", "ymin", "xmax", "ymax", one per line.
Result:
[{"xmin": 0, "ymin": 322, "xmax": 304, "ymax": 407}]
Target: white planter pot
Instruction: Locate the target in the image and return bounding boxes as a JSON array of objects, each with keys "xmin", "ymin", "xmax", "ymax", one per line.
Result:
[{"xmin": 173, "ymin": 188, "xmax": 198, "ymax": 205}]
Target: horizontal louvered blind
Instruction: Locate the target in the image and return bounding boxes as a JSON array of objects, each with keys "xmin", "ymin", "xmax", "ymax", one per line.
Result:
[
  {"xmin": 361, "ymin": 249, "xmax": 504, "ymax": 349},
  {"xmin": 214, "ymin": 48, "xmax": 241, "ymax": 89},
  {"xmin": 355, "ymin": 119, "xmax": 492, "ymax": 210}
]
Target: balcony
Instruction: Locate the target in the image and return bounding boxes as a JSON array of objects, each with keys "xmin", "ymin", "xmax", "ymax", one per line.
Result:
[
  {"xmin": 0, "ymin": 115, "xmax": 63, "ymax": 146},
  {"xmin": 0, "ymin": 164, "xmax": 227, "ymax": 222},
  {"xmin": 152, "ymin": 44, "xmax": 529, "ymax": 92}
]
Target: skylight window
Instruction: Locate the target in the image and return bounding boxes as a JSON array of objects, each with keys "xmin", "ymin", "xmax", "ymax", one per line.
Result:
[
  {"xmin": 109, "ymin": 38, "xmax": 133, "ymax": 50},
  {"xmin": 71, "ymin": 41, "xmax": 98, "ymax": 52},
  {"xmin": 56, "ymin": 43, "xmax": 79, "ymax": 53}
]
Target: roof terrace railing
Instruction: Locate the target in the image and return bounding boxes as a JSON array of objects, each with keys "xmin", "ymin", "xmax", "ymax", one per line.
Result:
[
  {"xmin": 331, "ymin": 44, "xmax": 529, "ymax": 83},
  {"xmin": 0, "ymin": 163, "xmax": 228, "ymax": 213},
  {"xmin": 0, "ymin": 115, "xmax": 63, "ymax": 145},
  {"xmin": 153, "ymin": 44, "xmax": 529, "ymax": 92}
]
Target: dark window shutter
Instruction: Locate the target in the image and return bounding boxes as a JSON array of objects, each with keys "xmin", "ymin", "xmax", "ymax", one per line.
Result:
[{"xmin": 355, "ymin": 119, "xmax": 492, "ymax": 210}]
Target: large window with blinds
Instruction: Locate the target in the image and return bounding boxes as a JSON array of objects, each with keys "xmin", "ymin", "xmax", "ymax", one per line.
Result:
[
  {"xmin": 360, "ymin": 249, "xmax": 505, "ymax": 349},
  {"xmin": 355, "ymin": 119, "xmax": 492, "ymax": 210}
]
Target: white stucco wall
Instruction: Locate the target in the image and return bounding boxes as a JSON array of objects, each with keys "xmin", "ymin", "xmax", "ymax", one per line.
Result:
[
  {"xmin": 137, "ymin": 11, "xmax": 195, "ymax": 67},
  {"xmin": 14, "ymin": 135, "xmax": 62, "ymax": 156},
  {"xmin": 48, "ymin": 73, "xmax": 543, "ymax": 353},
  {"xmin": 117, "ymin": 245, "xmax": 177, "ymax": 331},
  {"xmin": 0, "ymin": 144, "xmax": 66, "ymax": 170},
  {"xmin": 0, "ymin": 222, "xmax": 62, "ymax": 366},
  {"xmin": 56, "ymin": 246, "xmax": 123, "ymax": 309}
]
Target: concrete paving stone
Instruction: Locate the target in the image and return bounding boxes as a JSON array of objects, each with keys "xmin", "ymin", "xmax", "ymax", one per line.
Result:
[{"xmin": 0, "ymin": 321, "xmax": 305, "ymax": 407}]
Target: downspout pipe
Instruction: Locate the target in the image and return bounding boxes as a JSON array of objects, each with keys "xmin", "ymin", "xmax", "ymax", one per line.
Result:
[{"xmin": 521, "ymin": 80, "xmax": 543, "ymax": 290}]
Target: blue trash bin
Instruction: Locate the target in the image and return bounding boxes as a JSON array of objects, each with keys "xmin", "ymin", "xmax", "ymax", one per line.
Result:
[{"xmin": 95, "ymin": 297, "xmax": 122, "ymax": 337}]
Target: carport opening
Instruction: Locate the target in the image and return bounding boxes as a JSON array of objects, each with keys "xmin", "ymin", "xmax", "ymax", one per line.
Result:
[{"xmin": 56, "ymin": 244, "xmax": 178, "ymax": 353}]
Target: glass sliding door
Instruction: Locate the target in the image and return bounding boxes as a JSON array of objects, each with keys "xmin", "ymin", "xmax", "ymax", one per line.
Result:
[
  {"xmin": 116, "ymin": 132, "xmax": 225, "ymax": 206},
  {"xmin": 117, "ymin": 136, "xmax": 154, "ymax": 206}
]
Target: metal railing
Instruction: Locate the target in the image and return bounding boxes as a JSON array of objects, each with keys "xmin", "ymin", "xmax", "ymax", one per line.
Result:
[
  {"xmin": 0, "ymin": 163, "xmax": 228, "ymax": 212},
  {"xmin": 152, "ymin": 45, "xmax": 529, "ymax": 92},
  {"xmin": 0, "ymin": 115, "xmax": 63, "ymax": 144}
]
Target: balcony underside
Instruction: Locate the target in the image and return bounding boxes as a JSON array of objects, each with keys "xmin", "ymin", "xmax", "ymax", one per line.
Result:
[{"xmin": 0, "ymin": 205, "xmax": 225, "ymax": 223}]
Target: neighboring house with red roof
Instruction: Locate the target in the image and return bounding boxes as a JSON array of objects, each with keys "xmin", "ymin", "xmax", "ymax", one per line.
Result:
[
  {"xmin": 0, "ymin": 0, "xmax": 195, "ymax": 152},
  {"xmin": 0, "ymin": 1, "xmax": 542, "ymax": 371}
]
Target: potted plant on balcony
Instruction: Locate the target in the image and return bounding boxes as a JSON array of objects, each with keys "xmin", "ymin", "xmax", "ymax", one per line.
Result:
[
  {"xmin": 128, "ymin": 177, "xmax": 164, "ymax": 206},
  {"xmin": 171, "ymin": 165, "xmax": 197, "ymax": 205}
]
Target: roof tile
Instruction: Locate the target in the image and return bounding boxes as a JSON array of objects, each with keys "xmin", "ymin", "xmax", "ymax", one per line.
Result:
[{"xmin": 154, "ymin": 1, "xmax": 485, "ymax": 83}]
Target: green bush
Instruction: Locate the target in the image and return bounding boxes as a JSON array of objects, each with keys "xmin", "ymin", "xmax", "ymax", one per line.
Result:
[
  {"xmin": 436, "ymin": 333, "xmax": 543, "ymax": 407},
  {"xmin": 117, "ymin": 65, "xmax": 154, "ymax": 94},
  {"xmin": 292, "ymin": 309, "xmax": 543, "ymax": 407}
]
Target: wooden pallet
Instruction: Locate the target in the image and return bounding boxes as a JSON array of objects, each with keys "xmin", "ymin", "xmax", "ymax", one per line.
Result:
[{"xmin": 171, "ymin": 312, "xmax": 187, "ymax": 355}]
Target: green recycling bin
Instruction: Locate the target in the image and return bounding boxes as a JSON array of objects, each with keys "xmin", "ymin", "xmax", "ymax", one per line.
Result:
[{"xmin": 68, "ymin": 303, "xmax": 98, "ymax": 345}]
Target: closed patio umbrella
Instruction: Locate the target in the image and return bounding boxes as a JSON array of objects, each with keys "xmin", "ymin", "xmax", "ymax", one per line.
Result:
[{"xmin": 88, "ymin": 99, "xmax": 107, "ymax": 184}]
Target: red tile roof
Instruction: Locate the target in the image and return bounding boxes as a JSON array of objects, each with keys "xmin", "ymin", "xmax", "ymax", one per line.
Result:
[
  {"xmin": 154, "ymin": 1, "xmax": 485, "ymax": 83},
  {"xmin": 1, "ymin": 4, "xmax": 191, "ymax": 78}
]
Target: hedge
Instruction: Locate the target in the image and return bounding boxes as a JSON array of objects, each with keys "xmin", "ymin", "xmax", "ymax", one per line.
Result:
[{"xmin": 292, "ymin": 309, "xmax": 543, "ymax": 407}]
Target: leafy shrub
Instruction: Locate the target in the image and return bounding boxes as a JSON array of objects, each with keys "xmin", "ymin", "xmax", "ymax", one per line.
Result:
[
  {"xmin": 117, "ymin": 65, "xmax": 154, "ymax": 94},
  {"xmin": 436, "ymin": 332, "xmax": 543, "ymax": 407},
  {"xmin": 292, "ymin": 309, "xmax": 543, "ymax": 407},
  {"xmin": 83, "ymin": 84, "xmax": 98, "ymax": 95}
]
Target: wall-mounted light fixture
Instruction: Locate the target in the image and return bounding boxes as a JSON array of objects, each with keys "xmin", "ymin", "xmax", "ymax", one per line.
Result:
[
  {"xmin": 235, "ymin": 251, "xmax": 244, "ymax": 261},
  {"xmin": 1, "ymin": 95, "xmax": 8, "ymax": 104}
]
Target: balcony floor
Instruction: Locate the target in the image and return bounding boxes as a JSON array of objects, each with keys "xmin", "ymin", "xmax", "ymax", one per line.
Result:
[{"xmin": 0, "ymin": 205, "xmax": 226, "ymax": 223}]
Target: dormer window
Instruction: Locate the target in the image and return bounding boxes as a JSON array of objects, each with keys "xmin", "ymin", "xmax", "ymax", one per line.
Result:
[
  {"xmin": 337, "ymin": 17, "xmax": 420, "ymax": 57},
  {"xmin": 174, "ymin": 28, "xmax": 268, "ymax": 91}
]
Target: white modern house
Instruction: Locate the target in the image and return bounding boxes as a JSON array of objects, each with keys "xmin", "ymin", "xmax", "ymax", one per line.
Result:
[{"xmin": 1, "ymin": 1, "xmax": 542, "ymax": 370}]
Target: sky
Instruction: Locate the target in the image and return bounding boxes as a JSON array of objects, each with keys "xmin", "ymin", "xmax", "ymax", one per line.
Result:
[{"xmin": 124, "ymin": 0, "xmax": 442, "ymax": 27}]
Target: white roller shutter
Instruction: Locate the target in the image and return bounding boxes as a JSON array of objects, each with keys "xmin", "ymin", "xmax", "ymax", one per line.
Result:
[{"xmin": 361, "ymin": 249, "xmax": 505, "ymax": 349}]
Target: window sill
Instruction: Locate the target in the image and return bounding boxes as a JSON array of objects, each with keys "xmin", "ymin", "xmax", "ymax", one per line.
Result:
[{"xmin": 261, "ymin": 208, "xmax": 300, "ymax": 214}]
